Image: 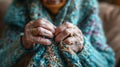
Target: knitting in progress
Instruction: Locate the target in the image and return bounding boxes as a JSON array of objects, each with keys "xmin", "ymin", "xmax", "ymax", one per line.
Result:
[{"xmin": 0, "ymin": 0, "xmax": 115, "ymax": 67}]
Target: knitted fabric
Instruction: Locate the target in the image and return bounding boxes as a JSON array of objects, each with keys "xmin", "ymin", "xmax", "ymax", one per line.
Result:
[{"xmin": 0, "ymin": 0, "xmax": 115, "ymax": 67}]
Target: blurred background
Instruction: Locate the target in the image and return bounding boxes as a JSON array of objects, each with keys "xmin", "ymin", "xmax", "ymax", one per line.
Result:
[{"xmin": 0, "ymin": 0, "xmax": 120, "ymax": 67}]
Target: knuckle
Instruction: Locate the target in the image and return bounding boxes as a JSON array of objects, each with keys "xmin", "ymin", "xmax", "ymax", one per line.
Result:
[
  {"xmin": 25, "ymin": 21, "xmax": 33, "ymax": 29},
  {"xmin": 38, "ymin": 27, "xmax": 43, "ymax": 32},
  {"xmin": 55, "ymin": 27, "xmax": 62, "ymax": 34},
  {"xmin": 37, "ymin": 37, "xmax": 42, "ymax": 43},
  {"xmin": 25, "ymin": 23, "xmax": 29, "ymax": 27},
  {"xmin": 64, "ymin": 39, "xmax": 70, "ymax": 44},
  {"xmin": 64, "ymin": 29, "xmax": 70, "ymax": 35},
  {"xmin": 37, "ymin": 18, "xmax": 43, "ymax": 22},
  {"xmin": 64, "ymin": 22, "xmax": 73, "ymax": 27},
  {"xmin": 25, "ymin": 22, "xmax": 30, "ymax": 28},
  {"xmin": 36, "ymin": 19, "xmax": 43, "ymax": 25},
  {"xmin": 64, "ymin": 22, "xmax": 69, "ymax": 25},
  {"xmin": 29, "ymin": 21, "xmax": 33, "ymax": 24},
  {"xmin": 57, "ymin": 27, "xmax": 62, "ymax": 32},
  {"xmin": 66, "ymin": 38, "xmax": 71, "ymax": 43}
]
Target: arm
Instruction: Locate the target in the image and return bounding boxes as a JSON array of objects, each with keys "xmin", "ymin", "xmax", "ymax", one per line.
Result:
[
  {"xmin": 0, "ymin": 26, "xmax": 32, "ymax": 67},
  {"xmin": 77, "ymin": 1, "xmax": 115, "ymax": 67},
  {"xmin": 0, "ymin": 18, "xmax": 56, "ymax": 66}
]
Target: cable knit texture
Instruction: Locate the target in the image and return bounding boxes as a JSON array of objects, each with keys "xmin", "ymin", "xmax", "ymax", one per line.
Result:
[{"xmin": 0, "ymin": 0, "xmax": 115, "ymax": 67}]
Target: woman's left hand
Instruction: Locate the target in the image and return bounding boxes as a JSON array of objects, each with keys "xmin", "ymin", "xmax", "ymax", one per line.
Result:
[{"xmin": 55, "ymin": 22, "xmax": 84, "ymax": 52}]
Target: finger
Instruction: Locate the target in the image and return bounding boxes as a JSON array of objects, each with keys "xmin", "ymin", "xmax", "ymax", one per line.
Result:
[
  {"xmin": 78, "ymin": 30, "xmax": 83, "ymax": 36},
  {"xmin": 32, "ymin": 36, "xmax": 51, "ymax": 45},
  {"xmin": 33, "ymin": 18, "xmax": 56, "ymax": 33},
  {"xmin": 42, "ymin": 18, "xmax": 56, "ymax": 28},
  {"xmin": 55, "ymin": 22, "xmax": 73, "ymax": 35},
  {"xmin": 25, "ymin": 21, "xmax": 34, "ymax": 29},
  {"xmin": 55, "ymin": 28, "xmax": 71, "ymax": 42},
  {"xmin": 69, "ymin": 44, "xmax": 81, "ymax": 53},
  {"xmin": 63, "ymin": 36, "xmax": 79, "ymax": 45},
  {"xmin": 31, "ymin": 27, "xmax": 54, "ymax": 38}
]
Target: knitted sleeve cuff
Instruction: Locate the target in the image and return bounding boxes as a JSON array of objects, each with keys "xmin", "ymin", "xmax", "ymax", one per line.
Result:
[
  {"xmin": 76, "ymin": 37, "xmax": 114, "ymax": 67},
  {"xmin": 77, "ymin": 37, "xmax": 92, "ymax": 60}
]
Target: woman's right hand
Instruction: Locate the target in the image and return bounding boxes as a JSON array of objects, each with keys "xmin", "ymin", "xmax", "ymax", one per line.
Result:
[{"xmin": 22, "ymin": 18, "xmax": 56, "ymax": 49}]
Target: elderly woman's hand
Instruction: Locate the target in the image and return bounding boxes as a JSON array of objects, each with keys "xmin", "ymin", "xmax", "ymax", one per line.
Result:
[
  {"xmin": 22, "ymin": 18, "xmax": 56, "ymax": 49},
  {"xmin": 55, "ymin": 22, "xmax": 84, "ymax": 52}
]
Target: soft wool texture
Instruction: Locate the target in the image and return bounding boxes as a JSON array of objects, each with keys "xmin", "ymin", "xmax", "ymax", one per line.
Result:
[{"xmin": 0, "ymin": 0, "xmax": 115, "ymax": 67}]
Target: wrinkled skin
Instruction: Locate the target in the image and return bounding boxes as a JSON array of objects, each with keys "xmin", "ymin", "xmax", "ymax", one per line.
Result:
[
  {"xmin": 22, "ymin": 0, "xmax": 84, "ymax": 52},
  {"xmin": 22, "ymin": 18, "xmax": 56, "ymax": 49},
  {"xmin": 55, "ymin": 22, "xmax": 84, "ymax": 52},
  {"xmin": 22, "ymin": 18, "xmax": 83, "ymax": 52}
]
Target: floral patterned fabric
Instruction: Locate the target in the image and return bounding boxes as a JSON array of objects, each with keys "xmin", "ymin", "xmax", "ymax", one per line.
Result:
[{"xmin": 0, "ymin": 0, "xmax": 115, "ymax": 67}]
